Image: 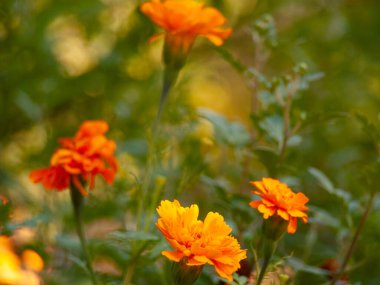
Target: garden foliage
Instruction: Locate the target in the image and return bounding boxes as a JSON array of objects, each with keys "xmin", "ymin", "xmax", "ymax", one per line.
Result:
[{"xmin": 0, "ymin": 0, "xmax": 380, "ymax": 284}]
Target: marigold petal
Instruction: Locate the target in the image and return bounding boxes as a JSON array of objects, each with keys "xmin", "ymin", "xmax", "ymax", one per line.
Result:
[
  {"xmin": 293, "ymin": 192, "xmax": 309, "ymax": 206},
  {"xmin": 72, "ymin": 175, "xmax": 88, "ymax": 197},
  {"xmin": 76, "ymin": 120, "xmax": 109, "ymax": 139},
  {"xmin": 187, "ymin": 255, "xmax": 210, "ymax": 266},
  {"xmin": 257, "ymin": 204, "xmax": 275, "ymax": 219},
  {"xmin": 203, "ymin": 212, "xmax": 231, "ymax": 236},
  {"xmin": 29, "ymin": 169, "xmax": 46, "ymax": 184},
  {"xmin": 162, "ymin": 250, "xmax": 184, "ymax": 262},
  {"xmin": 261, "ymin": 199, "xmax": 275, "ymax": 207},
  {"xmin": 250, "ymin": 181, "xmax": 267, "ymax": 194},
  {"xmin": 204, "ymin": 28, "xmax": 232, "ymax": 46},
  {"xmin": 288, "ymin": 209, "xmax": 308, "ymax": 218},
  {"xmin": 288, "ymin": 217, "xmax": 297, "ymax": 234},
  {"xmin": 213, "ymin": 262, "xmax": 234, "ymax": 281},
  {"xmin": 29, "ymin": 167, "xmax": 70, "ymax": 191},
  {"xmin": 277, "ymin": 209, "xmax": 290, "ymax": 221},
  {"xmin": 249, "ymin": 200, "xmax": 261, "ymax": 209}
]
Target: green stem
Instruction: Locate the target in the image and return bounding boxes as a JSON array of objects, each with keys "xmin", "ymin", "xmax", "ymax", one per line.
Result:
[
  {"xmin": 144, "ymin": 176, "xmax": 165, "ymax": 232},
  {"xmin": 154, "ymin": 66, "xmax": 180, "ymax": 133},
  {"xmin": 257, "ymin": 239, "xmax": 277, "ymax": 285},
  {"xmin": 122, "ymin": 263, "xmax": 136, "ymax": 285},
  {"xmin": 122, "ymin": 241, "xmax": 150, "ymax": 285},
  {"xmin": 278, "ymin": 91, "xmax": 292, "ymax": 166},
  {"xmin": 136, "ymin": 135, "xmax": 155, "ymax": 231},
  {"xmin": 137, "ymin": 66, "xmax": 180, "ymax": 231},
  {"xmin": 70, "ymin": 186, "xmax": 99, "ymax": 285},
  {"xmin": 330, "ymin": 191, "xmax": 376, "ymax": 285}
]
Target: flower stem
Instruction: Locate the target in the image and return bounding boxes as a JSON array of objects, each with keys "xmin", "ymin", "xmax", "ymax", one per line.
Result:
[
  {"xmin": 137, "ymin": 66, "xmax": 180, "ymax": 231},
  {"xmin": 122, "ymin": 241, "xmax": 150, "ymax": 285},
  {"xmin": 257, "ymin": 239, "xmax": 277, "ymax": 285},
  {"xmin": 70, "ymin": 186, "xmax": 98, "ymax": 285},
  {"xmin": 136, "ymin": 134, "xmax": 155, "ymax": 231},
  {"xmin": 144, "ymin": 176, "xmax": 166, "ymax": 232},
  {"xmin": 122, "ymin": 262, "xmax": 136, "ymax": 285},
  {"xmin": 330, "ymin": 191, "xmax": 376, "ymax": 285},
  {"xmin": 154, "ymin": 66, "xmax": 180, "ymax": 133}
]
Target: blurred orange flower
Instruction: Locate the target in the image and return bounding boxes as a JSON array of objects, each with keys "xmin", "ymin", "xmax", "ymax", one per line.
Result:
[
  {"xmin": 0, "ymin": 195, "xmax": 8, "ymax": 205},
  {"xmin": 29, "ymin": 120, "xmax": 117, "ymax": 196},
  {"xmin": 249, "ymin": 178, "xmax": 309, "ymax": 234},
  {"xmin": 0, "ymin": 236, "xmax": 43, "ymax": 285},
  {"xmin": 141, "ymin": 0, "xmax": 232, "ymax": 64},
  {"xmin": 156, "ymin": 200, "xmax": 246, "ymax": 281}
]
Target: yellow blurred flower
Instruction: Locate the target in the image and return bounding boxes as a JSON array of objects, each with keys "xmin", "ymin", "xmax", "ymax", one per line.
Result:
[
  {"xmin": 156, "ymin": 200, "xmax": 246, "ymax": 281},
  {"xmin": 0, "ymin": 236, "xmax": 43, "ymax": 285}
]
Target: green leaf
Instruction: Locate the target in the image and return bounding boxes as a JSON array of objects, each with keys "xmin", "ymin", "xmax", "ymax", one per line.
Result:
[
  {"xmin": 259, "ymin": 115, "xmax": 284, "ymax": 145},
  {"xmin": 309, "ymin": 206, "xmax": 340, "ymax": 228},
  {"xmin": 299, "ymin": 72, "xmax": 324, "ymax": 90},
  {"xmin": 308, "ymin": 167, "xmax": 334, "ymax": 193},
  {"xmin": 199, "ymin": 109, "xmax": 250, "ymax": 147},
  {"xmin": 355, "ymin": 113, "xmax": 380, "ymax": 146},
  {"xmin": 109, "ymin": 231, "xmax": 159, "ymax": 243},
  {"xmin": 308, "ymin": 167, "xmax": 351, "ymax": 204},
  {"xmin": 286, "ymin": 257, "xmax": 328, "ymax": 276}
]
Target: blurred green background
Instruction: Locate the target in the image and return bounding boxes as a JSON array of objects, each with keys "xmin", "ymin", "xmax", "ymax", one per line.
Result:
[{"xmin": 1, "ymin": 0, "xmax": 380, "ymax": 284}]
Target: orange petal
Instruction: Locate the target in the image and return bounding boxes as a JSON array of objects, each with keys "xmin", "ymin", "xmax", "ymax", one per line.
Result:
[
  {"xmin": 257, "ymin": 204, "xmax": 275, "ymax": 219},
  {"xmin": 287, "ymin": 217, "xmax": 297, "ymax": 234},
  {"xmin": 22, "ymin": 250, "xmax": 44, "ymax": 272},
  {"xmin": 293, "ymin": 192, "xmax": 309, "ymax": 205},
  {"xmin": 288, "ymin": 209, "xmax": 307, "ymax": 218},
  {"xmin": 187, "ymin": 255, "xmax": 210, "ymax": 266},
  {"xmin": 249, "ymin": 200, "xmax": 261, "ymax": 209},
  {"xmin": 162, "ymin": 250, "xmax": 184, "ymax": 262},
  {"xmin": 72, "ymin": 175, "xmax": 88, "ymax": 197},
  {"xmin": 213, "ymin": 262, "xmax": 234, "ymax": 281},
  {"xmin": 277, "ymin": 209, "xmax": 290, "ymax": 221}
]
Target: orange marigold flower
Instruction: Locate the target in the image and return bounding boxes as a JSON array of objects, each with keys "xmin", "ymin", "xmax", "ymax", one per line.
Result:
[
  {"xmin": 249, "ymin": 178, "xmax": 309, "ymax": 234},
  {"xmin": 156, "ymin": 200, "xmax": 247, "ymax": 281},
  {"xmin": 29, "ymin": 120, "xmax": 117, "ymax": 196},
  {"xmin": 0, "ymin": 195, "xmax": 8, "ymax": 205},
  {"xmin": 141, "ymin": 0, "xmax": 232, "ymax": 66}
]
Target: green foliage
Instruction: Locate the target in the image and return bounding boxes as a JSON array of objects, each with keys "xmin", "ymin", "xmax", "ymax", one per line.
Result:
[{"xmin": 1, "ymin": 0, "xmax": 380, "ymax": 284}]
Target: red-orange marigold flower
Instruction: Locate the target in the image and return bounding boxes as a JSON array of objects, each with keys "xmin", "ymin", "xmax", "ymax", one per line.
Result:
[
  {"xmin": 29, "ymin": 120, "xmax": 117, "ymax": 196},
  {"xmin": 141, "ymin": 0, "xmax": 232, "ymax": 63},
  {"xmin": 156, "ymin": 200, "xmax": 247, "ymax": 281},
  {"xmin": 249, "ymin": 178, "xmax": 309, "ymax": 234}
]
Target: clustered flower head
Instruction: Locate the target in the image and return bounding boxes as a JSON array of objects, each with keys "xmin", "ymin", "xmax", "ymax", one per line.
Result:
[
  {"xmin": 0, "ymin": 236, "xmax": 44, "ymax": 285},
  {"xmin": 249, "ymin": 178, "xmax": 309, "ymax": 234},
  {"xmin": 156, "ymin": 200, "xmax": 247, "ymax": 281},
  {"xmin": 29, "ymin": 120, "xmax": 117, "ymax": 196},
  {"xmin": 141, "ymin": 0, "xmax": 232, "ymax": 68}
]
